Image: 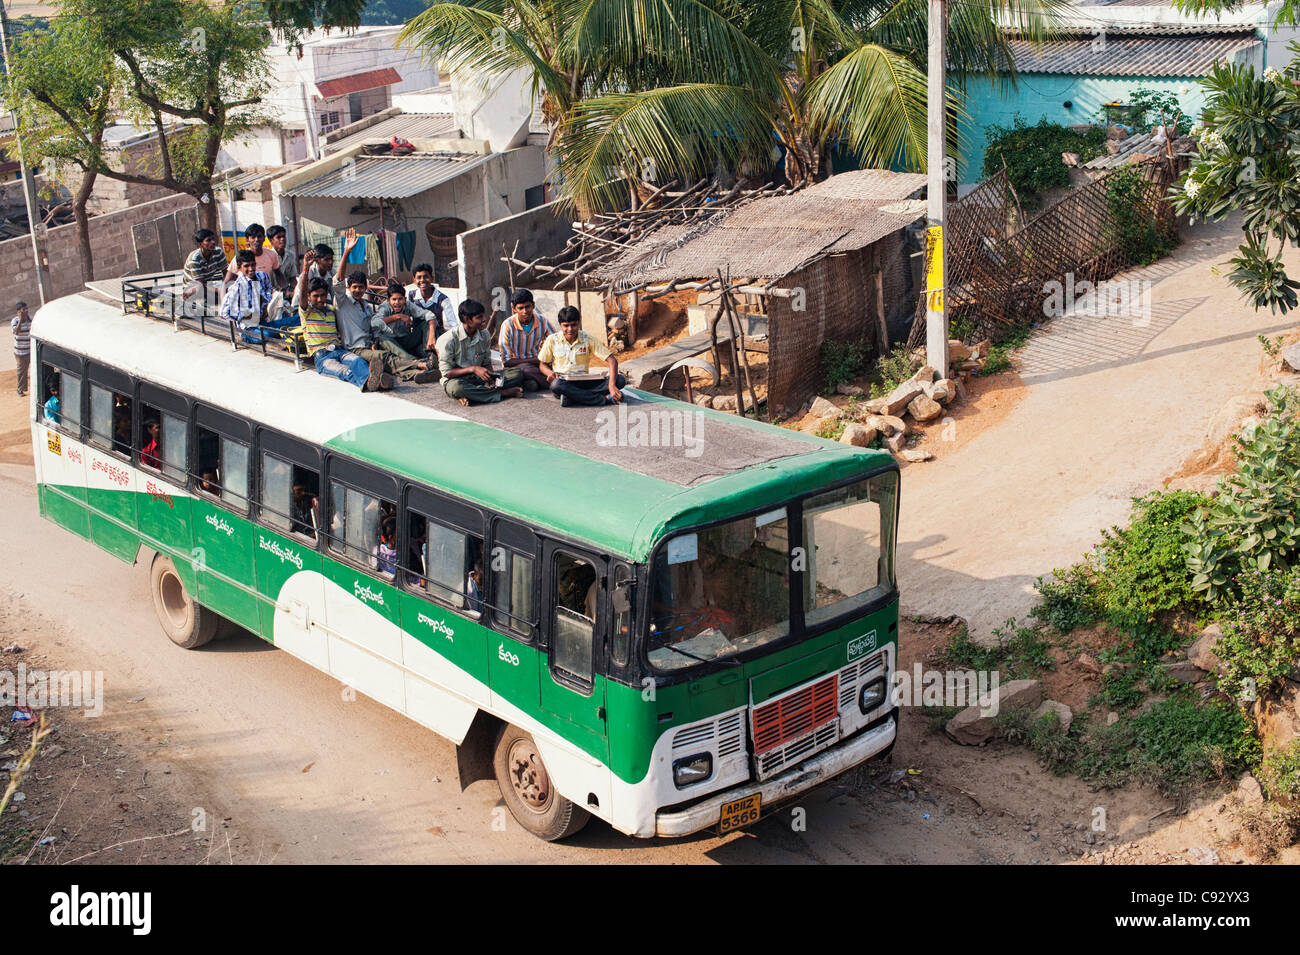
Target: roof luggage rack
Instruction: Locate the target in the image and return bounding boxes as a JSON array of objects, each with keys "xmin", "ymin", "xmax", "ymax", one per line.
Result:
[{"xmin": 119, "ymin": 271, "xmax": 308, "ymax": 371}]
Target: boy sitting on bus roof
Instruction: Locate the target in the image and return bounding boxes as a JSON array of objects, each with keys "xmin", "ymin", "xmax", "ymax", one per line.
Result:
[
  {"xmin": 498, "ymin": 289, "xmax": 555, "ymax": 393},
  {"xmin": 373, "ymin": 280, "xmax": 439, "ymax": 359},
  {"xmin": 222, "ymin": 250, "xmax": 295, "ymax": 344},
  {"xmin": 295, "ymin": 257, "xmax": 389, "ymax": 392},
  {"xmin": 290, "ymin": 244, "xmax": 335, "ymax": 311},
  {"xmin": 537, "ymin": 306, "xmax": 625, "ymax": 407},
  {"xmin": 437, "ymin": 299, "xmax": 524, "ymax": 406}
]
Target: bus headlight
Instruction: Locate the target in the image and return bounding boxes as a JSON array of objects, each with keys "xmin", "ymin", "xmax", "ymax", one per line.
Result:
[
  {"xmin": 673, "ymin": 753, "xmax": 713, "ymax": 788},
  {"xmin": 858, "ymin": 678, "xmax": 887, "ymax": 714}
]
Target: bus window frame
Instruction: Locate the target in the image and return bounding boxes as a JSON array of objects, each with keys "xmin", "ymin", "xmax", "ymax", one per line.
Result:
[
  {"xmin": 136, "ymin": 382, "xmax": 191, "ymax": 486},
  {"xmin": 401, "ymin": 483, "xmax": 488, "ymax": 618},
  {"xmin": 543, "ymin": 540, "xmax": 606, "ymax": 696},
  {"xmin": 641, "ymin": 464, "xmax": 901, "ymax": 684},
  {"xmin": 85, "ymin": 362, "xmax": 136, "ymax": 463},
  {"xmin": 35, "ymin": 343, "xmax": 84, "ymax": 437},
  {"xmin": 256, "ymin": 429, "xmax": 325, "ymax": 548},
  {"xmin": 486, "ymin": 517, "xmax": 539, "ymax": 645},
  {"xmin": 192, "ymin": 403, "xmax": 254, "ymax": 517},
  {"xmin": 322, "ymin": 452, "xmax": 400, "ymax": 576}
]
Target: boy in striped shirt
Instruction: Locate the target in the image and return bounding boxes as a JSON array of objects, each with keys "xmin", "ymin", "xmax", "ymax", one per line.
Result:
[
  {"xmin": 296, "ymin": 254, "xmax": 389, "ymax": 392},
  {"xmin": 497, "ymin": 289, "xmax": 555, "ymax": 392},
  {"xmin": 11, "ymin": 301, "xmax": 30, "ymax": 396}
]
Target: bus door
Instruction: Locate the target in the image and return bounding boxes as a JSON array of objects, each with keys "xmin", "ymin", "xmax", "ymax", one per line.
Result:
[
  {"xmin": 486, "ymin": 519, "xmax": 541, "ymax": 715},
  {"xmin": 34, "ymin": 345, "xmax": 89, "ymax": 539},
  {"xmin": 253, "ymin": 430, "xmax": 326, "ymax": 660},
  {"xmin": 540, "ymin": 541, "xmax": 609, "ymax": 756},
  {"xmin": 190, "ymin": 405, "xmax": 258, "ymax": 632},
  {"xmin": 136, "ymin": 382, "xmax": 192, "ymax": 555},
  {"xmin": 84, "ymin": 362, "xmax": 139, "ymax": 561}
]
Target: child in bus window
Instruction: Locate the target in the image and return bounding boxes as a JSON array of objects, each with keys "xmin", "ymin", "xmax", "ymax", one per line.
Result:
[
  {"xmin": 466, "ymin": 565, "xmax": 484, "ymax": 614},
  {"xmin": 112, "ymin": 408, "xmax": 132, "ymax": 456},
  {"xmin": 42, "ymin": 373, "xmax": 60, "ymax": 424},
  {"xmin": 291, "ymin": 483, "xmax": 317, "ymax": 539},
  {"xmin": 200, "ymin": 471, "xmax": 220, "ymax": 497},
  {"xmin": 141, "ymin": 419, "xmax": 161, "ymax": 470},
  {"xmin": 371, "ymin": 517, "xmax": 397, "ymax": 578}
]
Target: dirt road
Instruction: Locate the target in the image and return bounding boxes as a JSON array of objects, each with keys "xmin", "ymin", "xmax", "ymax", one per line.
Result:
[{"xmin": 1, "ymin": 215, "xmax": 1294, "ymax": 862}]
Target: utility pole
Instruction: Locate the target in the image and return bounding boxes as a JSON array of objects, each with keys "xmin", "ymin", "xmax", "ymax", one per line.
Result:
[
  {"xmin": 0, "ymin": 0, "xmax": 51, "ymax": 305},
  {"xmin": 925, "ymin": 0, "xmax": 949, "ymax": 376}
]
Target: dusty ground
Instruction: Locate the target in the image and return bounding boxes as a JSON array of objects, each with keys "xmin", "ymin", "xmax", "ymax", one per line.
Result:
[{"xmin": 2, "ymin": 214, "xmax": 1298, "ymax": 864}]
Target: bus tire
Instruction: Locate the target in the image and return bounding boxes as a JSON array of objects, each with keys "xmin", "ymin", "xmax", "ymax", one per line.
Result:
[
  {"xmin": 150, "ymin": 554, "xmax": 219, "ymax": 650},
  {"xmin": 492, "ymin": 724, "xmax": 589, "ymax": 841}
]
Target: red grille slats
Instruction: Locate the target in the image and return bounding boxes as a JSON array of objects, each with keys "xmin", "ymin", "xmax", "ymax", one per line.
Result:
[{"xmin": 752, "ymin": 674, "xmax": 838, "ymax": 755}]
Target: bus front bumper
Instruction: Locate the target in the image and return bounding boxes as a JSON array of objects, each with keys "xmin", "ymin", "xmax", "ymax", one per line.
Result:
[{"xmin": 654, "ymin": 712, "xmax": 897, "ymax": 839}]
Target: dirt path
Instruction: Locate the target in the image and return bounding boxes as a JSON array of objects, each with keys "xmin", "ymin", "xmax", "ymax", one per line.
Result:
[{"xmin": 895, "ymin": 217, "xmax": 1300, "ymax": 640}]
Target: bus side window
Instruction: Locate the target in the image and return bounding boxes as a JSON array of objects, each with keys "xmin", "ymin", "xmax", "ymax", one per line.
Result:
[
  {"xmin": 552, "ymin": 552, "xmax": 596, "ymax": 685},
  {"xmin": 89, "ymin": 383, "xmax": 132, "ymax": 458},
  {"xmin": 492, "ymin": 548, "xmax": 535, "ymax": 638},
  {"xmin": 328, "ymin": 480, "xmax": 395, "ymax": 574},
  {"xmin": 195, "ymin": 426, "xmax": 248, "ymax": 509},
  {"xmin": 408, "ymin": 510, "xmax": 483, "ymax": 617},
  {"xmin": 611, "ymin": 564, "xmax": 632, "ymax": 667},
  {"xmin": 262, "ymin": 453, "xmax": 319, "ymax": 541},
  {"xmin": 40, "ymin": 363, "xmax": 78, "ymax": 431},
  {"xmin": 139, "ymin": 403, "xmax": 187, "ymax": 485}
]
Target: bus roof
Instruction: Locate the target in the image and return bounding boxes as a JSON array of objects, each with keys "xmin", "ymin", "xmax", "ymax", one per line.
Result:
[{"xmin": 33, "ymin": 292, "xmax": 894, "ymax": 560}]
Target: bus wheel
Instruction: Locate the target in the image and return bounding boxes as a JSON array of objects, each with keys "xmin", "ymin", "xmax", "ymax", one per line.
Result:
[
  {"xmin": 150, "ymin": 554, "xmax": 219, "ymax": 650},
  {"xmin": 493, "ymin": 725, "xmax": 589, "ymax": 841}
]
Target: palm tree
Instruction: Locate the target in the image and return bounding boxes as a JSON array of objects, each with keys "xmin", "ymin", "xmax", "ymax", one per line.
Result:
[{"xmin": 402, "ymin": 0, "xmax": 1065, "ymax": 213}]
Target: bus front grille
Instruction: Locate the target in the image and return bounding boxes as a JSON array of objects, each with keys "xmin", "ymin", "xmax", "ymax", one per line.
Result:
[{"xmin": 752, "ymin": 673, "xmax": 838, "ymax": 756}]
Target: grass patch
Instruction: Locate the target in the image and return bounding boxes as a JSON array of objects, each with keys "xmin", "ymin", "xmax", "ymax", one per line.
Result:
[
  {"xmin": 942, "ymin": 617, "xmax": 1054, "ymax": 680},
  {"xmin": 979, "ymin": 324, "xmax": 1031, "ymax": 376}
]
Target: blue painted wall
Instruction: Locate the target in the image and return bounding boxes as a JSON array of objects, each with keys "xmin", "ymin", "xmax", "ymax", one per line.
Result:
[{"xmin": 957, "ymin": 74, "xmax": 1211, "ymax": 185}]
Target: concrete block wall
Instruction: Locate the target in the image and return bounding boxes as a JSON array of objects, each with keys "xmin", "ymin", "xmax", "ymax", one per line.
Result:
[{"xmin": 0, "ymin": 192, "xmax": 198, "ymax": 312}]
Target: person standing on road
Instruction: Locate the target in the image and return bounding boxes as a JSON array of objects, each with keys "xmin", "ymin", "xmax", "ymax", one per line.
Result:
[{"xmin": 11, "ymin": 301, "xmax": 31, "ymax": 397}]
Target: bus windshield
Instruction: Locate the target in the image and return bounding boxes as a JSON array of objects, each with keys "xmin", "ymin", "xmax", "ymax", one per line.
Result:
[{"xmin": 647, "ymin": 472, "xmax": 897, "ymax": 672}]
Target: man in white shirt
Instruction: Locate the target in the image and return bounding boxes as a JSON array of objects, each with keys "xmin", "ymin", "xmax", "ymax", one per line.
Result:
[{"xmin": 408, "ymin": 263, "xmax": 457, "ymax": 335}]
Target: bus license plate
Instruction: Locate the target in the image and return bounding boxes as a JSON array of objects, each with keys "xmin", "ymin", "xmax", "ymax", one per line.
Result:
[{"xmin": 718, "ymin": 794, "xmax": 760, "ymax": 834}]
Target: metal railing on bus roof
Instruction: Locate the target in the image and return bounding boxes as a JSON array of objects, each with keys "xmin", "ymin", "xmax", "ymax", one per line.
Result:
[{"xmin": 120, "ymin": 271, "xmax": 309, "ymax": 371}]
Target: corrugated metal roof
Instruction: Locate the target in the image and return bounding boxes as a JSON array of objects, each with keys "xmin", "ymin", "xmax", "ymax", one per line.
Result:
[
  {"xmin": 316, "ymin": 67, "xmax": 402, "ymax": 99},
  {"xmin": 594, "ymin": 169, "xmax": 926, "ymax": 286},
  {"xmin": 280, "ymin": 153, "xmax": 489, "ymax": 199},
  {"xmin": 1083, "ymin": 130, "xmax": 1197, "ymax": 169},
  {"xmin": 1007, "ymin": 29, "xmax": 1259, "ymax": 76},
  {"xmin": 323, "ymin": 113, "xmax": 458, "ymax": 154}
]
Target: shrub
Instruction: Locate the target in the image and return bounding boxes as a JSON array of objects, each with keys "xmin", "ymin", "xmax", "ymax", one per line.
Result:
[
  {"xmin": 868, "ymin": 344, "xmax": 920, "ymax": 398},
  {"xmin": 820, "ymin": 337, "xmax": 870, "ymax": 393},
  {"xmin": 1260, "ymin": 741, "xmax": 1300, "ymax": 803},
  {"xmin": 1033, "ymin": 563, "xmax": 1099, "ymax": 633},
  {"xmin": 1183, "ymin": 385, "xmax": 1300, "ymax": 603},
  {"xmin": 982, "ymin": 116, "xmax": 1107, "ymax": 195},
  {"xmin": 1107, "ymin": 168, "xmax": 1178, "ymax": 266},
  {"xmin": 942, "ymin": 618, "xmax": 1053, "ymax": 679},
  {"xmin": 1215, "ymin": 566, "xmax": 1300, "ymax": 700},
  {"xmin": 978, "ymin": 324, "xmax": 1030, "ymax": 376}
]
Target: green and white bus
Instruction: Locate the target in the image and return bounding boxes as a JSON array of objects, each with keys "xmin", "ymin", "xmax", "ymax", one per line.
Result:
[{"xmin": 28, "ymin": 288, "xmax": 900, "ymax": 840}]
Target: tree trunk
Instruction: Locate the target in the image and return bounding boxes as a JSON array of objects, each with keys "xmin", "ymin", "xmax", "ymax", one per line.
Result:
[
  {"xmin": 73, "ymin": 168, "xmax": 98, "ymax": 285},
  {"xmin": 782, "ymin": 127, "xmax": 824, "ymax": 187},
  {"xmin": 196, "ymin": 188, "xmax": 218, "ymax": 232}
]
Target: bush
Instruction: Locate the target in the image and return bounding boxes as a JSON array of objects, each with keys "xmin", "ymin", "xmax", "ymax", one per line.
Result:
[
  {"xmin": 1215, "ymin": 566, "xmax": 1300, "ymax": 700},
  {"xmin": 1033, "ymin": 563, "xmax": 1099, "ymax": 633},
  {"xmin": 1107, "ymin": 168, "xmax": 1178, "ymax": 266},
  {"xmin": 1183, "ymin": 385, "xmax": 1300, "ymax": 603},
  {"xmin": 1260, "ymin": 741, "xmax": 1300, "ymax": 803},
  {"xmin": 978, "ymin": 324, "xmax": 1030, "ymax": 376},
  {"xmin": 982, "ymin": 116, "xmax": 1106, "ymax": 195},
  {"xmin": 942, "ymin": 618, "xmax": 1053, "ymax": 679},
  {"xmin": 868, "ymin": 344, "xmax": 920, "ymax": 399},
  {"xmin": 1094, "ymin": 490, "xmax": 1208, "ymax": 627},
  {"xmin": 820, "ymin": 337, "xmax": 870, "ymax": 393}
]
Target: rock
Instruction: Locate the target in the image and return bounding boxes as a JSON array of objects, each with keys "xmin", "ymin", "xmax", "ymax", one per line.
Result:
[
  {"xmin": 959, "ymin": 360, "xmax": 981, "ymax": 373},
  {"xmin": 901, "ymin": 448, "xmax": 933, "ymax": 463},
  {"xmin": 1106, "ymin": 711, "xmax": 1119, "ymax": 726},
  {"xmin": 862, "ymin": 414, "xmax": 907, "ymax": 436},
  {"xmin": 885, "ymin": 432, "xmax": 908, "ymax": 453},
  {"xmin": 909, "ymin": 365, "xmax": 937, "ymax": 384},
  {"xmin": 878, "ymin": 379, "xmax": 927, "ymax": 416},
  {"xmin": 1163, "ymin": 661, "xmax": 1204, "ymax": 684},
  {"xmin": 836, "ymin": 383, "xmax": 864, "ymax": 397},
  {"xmin": 860, "ymin": 397, "xmax": 891, "ymax": 415},
  {"xmin": 972, "ymin": 339, "xmax": 991, "ymax": 357},
  {"xmin": 1187, "ymin": 624, "xmax": 1226, "ymax": 675},
  {"xmin": 839, "ymin": 423, "xmax": 878, "ymax": 447},
  {"xmin": 713, "ymin": 395, "xmax": 737, "ymax": 411},
  {"xmin": 926, "ymin": 379, "xmax": 956, "ymax": 404},
  {"xmin": 948, "ymin": 340, "xmax": 971, "ymax": 363},
  {"xmin": 1034, "ymin": 700, "xmax": 1074, "ymax": 734},
  {"xmin": 954, "ymin": 377, "xmax": 969, "ymax": 401},
  {"xmin": 1206, "ymin": 393, "xmax": 1267, "ymax": 448},
  {"xmin": 1283, "ymin": 343, "xmax": 1300, "ymax": 373},
  {"xmin": 1236, "ymin": 774, "xmax": 1264, "ymax": 806},
  {"xmin": 1076, "ymin": 653, "xmax": 1102, "ymax": 675},
  {"xmin": 809, "ymin": 396, "xmax": 841, "ymax": 419},
  {"xmin": 946, "ymin": 679, "xmax": 1043, "ymax": 745},
  {"xmin": 908, "ymin": 394, "xmax": 943, "ymax": 423},
  {"xmin": 693, "ymin": 395, "xmax": 713, "ymax": 408}
]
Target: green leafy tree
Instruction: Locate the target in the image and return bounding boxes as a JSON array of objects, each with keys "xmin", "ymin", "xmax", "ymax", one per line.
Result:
[
  {"xmin": 403, "ymin": 0, "xmax": 1066, "ymax": 214},
  {"xmin": 1169, "ymin": 54, "xmax": 1300, "ymax": 313},
  {"xmin": 3, "ymin": 16, "xmax": 120, "ymax": 283}
]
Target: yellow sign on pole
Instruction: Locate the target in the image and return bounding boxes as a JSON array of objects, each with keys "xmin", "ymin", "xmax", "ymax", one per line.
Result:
[{"xmin": 925, "ymin": 224, "xmax": 944, "ymax": 311}]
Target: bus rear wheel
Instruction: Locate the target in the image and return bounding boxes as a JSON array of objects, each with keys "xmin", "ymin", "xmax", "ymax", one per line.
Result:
[
  {"xmin": 493, "ymin": 724, "xmax": 589, "ymax": 841},
  {"xmin": 150, "ymin": 554, "xmax": 220, "ymax": 650}
]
